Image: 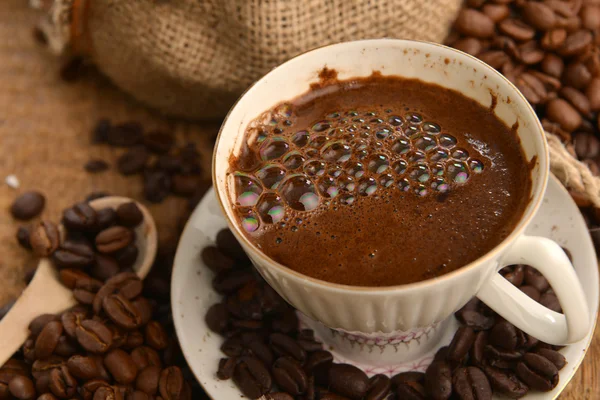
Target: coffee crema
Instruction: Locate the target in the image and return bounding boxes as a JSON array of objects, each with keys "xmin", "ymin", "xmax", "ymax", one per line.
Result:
[{"xmin": 228, "ymin": 74, "xmax": 532, "ymax": 286}]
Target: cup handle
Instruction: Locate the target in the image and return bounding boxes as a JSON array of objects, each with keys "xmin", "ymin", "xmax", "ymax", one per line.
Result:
[{"xmin": 476, "ymin": 235, "xmax": 589, "ymax": 345}]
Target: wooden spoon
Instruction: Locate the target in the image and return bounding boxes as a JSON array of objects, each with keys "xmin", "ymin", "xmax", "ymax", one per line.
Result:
[{"xmin": 0, "ymin": 196, "xmax": 157, "ymax": 365}]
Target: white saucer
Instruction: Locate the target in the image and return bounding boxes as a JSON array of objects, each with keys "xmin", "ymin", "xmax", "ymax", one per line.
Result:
[{"xmin": 172, "ymin": 175, "xmax": 599, "ymax": 399}]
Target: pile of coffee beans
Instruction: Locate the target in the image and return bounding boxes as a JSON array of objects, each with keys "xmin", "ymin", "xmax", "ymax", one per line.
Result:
[
  {"xmin": 1, "ymin": 199, "xmax": 201, "ymax": 400},
  {"xmin": 203, "ymin": 229, "xmax": 568, "ymax": 399},
  {"xmin": 87, "ymin": 119, "xmax": 210, "ymax": 204},
  {"xmin": 447, "ymin": 0, "xmax": 600, "ymax": 250}
]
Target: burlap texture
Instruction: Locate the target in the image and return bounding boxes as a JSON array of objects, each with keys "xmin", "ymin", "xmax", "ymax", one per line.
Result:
[{"xmin": 56, "ymin": 0, "xmax": 463, "ymax": 120}]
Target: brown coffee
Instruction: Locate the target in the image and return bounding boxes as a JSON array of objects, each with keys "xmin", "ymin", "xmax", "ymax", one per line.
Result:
[{"xmin": 228, "ymin": 74, "xmax": 532, "ymax": 286}]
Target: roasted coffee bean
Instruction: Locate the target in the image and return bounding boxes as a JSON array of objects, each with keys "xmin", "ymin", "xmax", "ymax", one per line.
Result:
[
  {"xmin": 114, "ymin": 245, "xmax": 139, "ymax": 268},
  {"xmin": 29, "ymin": 314, "xmax": 60, "ymax": 337},
  {"xmin": 143, "ymin": 131, "xmax": 174, "ymax": 154},
  {"xmin": 546, "ymin": 98, "xmax": 582, "ymax": 131},
  {"xmin": 563, "ymin": 62, "xmax": 592, "ymax": 89},
  {"xmin": 560, "ymin": 30, "xmax": 593, "ymax": 56},
  {"xmin": 61, "ymin": 307, "xmax": 87, "ymax": 337},
  {"xmin": 485, "ymin": 343, "xmax": 523, "ymax": 361},
  {"xmin": 536, "ymin": 348, "xmax": 566, "ymax": 369},
  {"xmin": 35, "ymin": 321, "xmax": 63, "ymax": 359},
  {"xmin": 135, "ymin": 365, "xmax": 161, "ymax": 395},
  {"xmin": 144, "ymin": 321, "xmax": 168, "ymax": 350},
  {"xmin": 541, "ymin": 28, "xmax": 567, "ymax": 50},
  {"xmin": 107, "ymin": 272, "xmax": 144, "ymax": 299},
  {"xmin": 116, "ymin": 202, "xmax": 144, "ymax": 227},
  {"xmin": 524, "ymin": 267, "xmax": 550, "ymax": 293},
  {"xmin": 216, "ymin": 229, "xmax": 249, "ymax": 263},
  {"xmin": 80, "ymin": 378, "xmax": 110, "ymax": 399},
  {"xmin": 245, "ymin": 340, "xmax": 274, "ymax": 367},
  {"xmin": 522, "ymin": 2, "xmax": 557, "ymax": 30},
  {"xmin": 483, "ymin": 366, "xmax": 529, "ymax": 398},
  {"xmin": 49, "ymin": 366, "xmax": 76, "ymax": 398},
  {"xmin": 304, "ymin": 350, "xmax": 333, "ymax": 385},
  {"xmin": 272, "ymin": 357, "xmax": 307, "ymax": 395},
  {"xmin": 451, "ymin": 38, "xmax": 484, "ymax": 56},
  {"xmin": 454, "ymin": 9, "xmax": 495, "ymax": 38},
  {"xmin": 60, "ymin": 269, "xmax": 90, "ymax": 290},
  {"xmin": 107, "ymin": 121, "xmax": 143, "ymax": 147},
  {"xmin": 63, "ymin": 202, "xmax": 98, "ymax": 231},
  {"xmin": 424, "ymin": 361, "xmax": 452, "ymax": 400},
  {"xmin": 76, "ymin": 320, "xmax": 113, "ymax": 353},
  {"xmin": 560, "ymin": 86, "xmax": 591, "ymax": 116},
  {"xmin": 455, "ymin": 309, "xmax": 494, "ymax": 331},
  {"xmin": 124, "ymin": 330, "xmax": 145, "ymax": 350},
  {"xmin": 93, "ymin": 385, "xmax": 124, "ymax": 400},
  {"xmin": 143, "ymin": 170, "xmax": 172, "ymax": 203},
  {"xmin": 269, "ymin": 333, "xmax": 306, "ymax": 363},
  {"xmin": 16, "ymin": 226, "xmax": 32, "ymax": 249},
  {"xmin": 131, "ymin": 346, "xmax": 162, "ymax": 371},
  {"xmin": 73, "ymin": 277, "xmax": 103, "ymax": 305},
  {"xmin": 448, "ymin": 326, "xmax": 475, "ymax": 363},
  {"xmin": 11, "ymin": 191, "xmax": 45, "ymax": 220},
  {"xmin": 90, "ymin": 254, "xmax": 121, "ymax": 281},
  {"xmin": 217, "ymin": 358, "xmax": 237, "ymax": 380},
  {"xmin": 37, "ymin": 394, "xmax": 57, "ymax": 400},
  {"xmin": 391, "ymin": 371, "xmax": 425, "ymax": 387},
  {"xmin": 95, "ymin": 207, "xmax": 117, "ymax": 231},
  {"xmin": 395, "ymin": 380, "xmax": 426, "ymax": 400},
  {"xmin": 96, "ymin": 226, "xmax": 134, "ymax": 254},
  {"xmin": 265, "ymin": 392, "xmax": 294, "ymax": 400},
  {"xmin": 499, "ymin": 19, "xmax": 535, "ymax": 41},
  {"xmin": 328, "ymin": 364, "xmax": 369, "ymax": 400},
  {"xmin": 365, "ymin": 374, "xmax": 391, "ymax": 400},
  {"xmin": 489, "ymin": 320, "xmax": 518, "ymax": 351},
  {"xmin": 171, "ymin": 175, "xmax": 198, "ymax": 197},
  {"xmin": 103, "ymin": 293, "xmax": 142, "ymax": 329},
  {"xmin": 478, "ymin": 51, "xmax": 510, "ymax": 69},
  {"xmin": 212, "ymin": 270, "xmax": 254, "ymax": 295},
  {"xmin": 471, "ymin": 331, "xmax": 488, "ymax": 367},
  {"xmin": 586, "ymin": 78, "xmax": 600, "ymax": 110},
  {"xmin": 66, "ymin": 355, "xmax": 99, "ymax": 380},
  {"xmin": 118, "ymin": 146, "xmax": 149, "ymax": 176},
  {"xmin": 31, "ymin": 357, "xmax": 65, "ymax": 381},
  {"xmin": 53, "ymin": 240, "xmax": 96, "ymax": 268},
  {"xmin": 92, "ymin": 118, "xmax": 111, "ymax": 143},
  {"xmin": 104, "ymin": 349, "xmax": 138, "ymax": 384},
  {"xmin": 159, "ymin": 366, "xmax": 187, "ymax": 400},
  {"xmin": 54, "ymin": 335, "xmax": 77, "ymax": 358},
  {"xmin": 452, "ymin": 367, "xmax": 492, "ymax": 400},
  {"xmin": 516, "ymin": 353, "xmax": 558, "ymax": 391},
  {"xmin": 30, "ymin": 221, "xmax": 60, "ymax": 257},
  {"xmin": 85, "ymin": 159, "xmax": 110, "ymax": 173},
  {"xmin": 573, "ymin": 132, "xmax": 600, "ymax": 159},
  {"xmin": 127, "ymin": 390, "xmax": 151, "ymax": 400},
  {"xmin": 541, "ymin": 53, "xmax": 564, "ymax": 78},
  {"xmin": 131, "ymin": 298, "xmax": 152, "ymax": 327},
  {"xmin": 8, "ymin": 375, "xmax": 35, "ymax": 400},
  {"xmin": 482, "ymin": 4, "xmax": 510, "ymax": 22},
  {"xmin": 501, "ymin": 265, "xmax": 525, "ymax": 286},
  {"xmin": 297, "ymin": 337, "xmax": 323, "ymax": 352},
  {"xmin": 519, "ymin": 285, "xmax": 541, "ymax": 302}
]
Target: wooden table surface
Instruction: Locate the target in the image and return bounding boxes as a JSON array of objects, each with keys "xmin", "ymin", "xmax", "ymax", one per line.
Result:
[{"xmin": 0, "ymin": 1, "xmax": 597, "ymax": 398}]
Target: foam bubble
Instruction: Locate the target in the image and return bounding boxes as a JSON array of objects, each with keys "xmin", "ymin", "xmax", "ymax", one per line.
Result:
[
  {"xmin": 432, "ymin": 177, "xmax": 449, "ymax": 192},
  {"xmin": 257, "ymin": 193, "xmax": 285, "ymax": 224},
  {"xmin": 260, "ymin": 137, "xmax": 289, "ymax": 161},
  {"xmin": 439, "ymin": 134, "xmax": 457, "ymax": 148},
  {"xmin": 358, "ymin": 177, "xmax": 378, "ymax": 196},
  {"xmin": 345, "ymin": 161, "xmax": 365, "ymax": 178},
  {"xmin": 280, "ymin": 174, "xmax": 320, "ymax": 211},
  {"xmin": 406, "ymin": 112, "xmax": 423, "ymax": 125},
  {"xmin": 397, "ymin": 178, "xmax": 411, "ymax": 192},
  {"xmin": 392, "ymin": 138, "xmax": 411, "ymax": 155},
  {"xmin": 304, "ymin": 160, "xmax": 326, "ymax": 176},
  {"xmin": 469, "ymin": 159, "xmax": 484, "ymax": 173},
  {"xmin": 339, "ymin": 194, "xmax": 356, "ymax": 205},
  {"xmin": 283, "ymin": 151, "xmax": 305, "ymax": 170},
  {"xmin": 328, "ymin": 165, "xmax": 343, "ymax": 178},
  {"xmin": 257, "ymin": 164, "xmax": 287, "ymax": 189},
  {"xmin": 414, "ymin": 184, "xmax": 428, "ymax": 196},
  {"xmin": 309, "ymin": 135, "xmax": 328, "ymax": 149},
  {"xmin": 409, "ymin": 164, "xmax": 431, "ymax": 183},
  {"xmin": 379, "ymin": 174, "xmax": 394, "ymax": 188},
  {"xmin": 337, "ymin": 174, "xmax": 356, "ymax": 192},
  {"xmin": 292, "ymin": 130, "xmax": 310, "ymax": 147},
  {"xmin": 423, "ymin": 122, "xmax": 441, "ymax": 134},
  {"xmin": 233, "ymin": 172, "xmax": 263, "ymax": 207},
  {"xmin": 368, "ymin": 154, "xmax": 390, "ymax": 174},
  {"xmin": 452, "ymin": 148, "xmax": 469, "ymax": 160},
  {"xmin": 239, "ymin": 209, "xmax": 260, "ymax": 233},
  {"xmin": 322, "ymin": 141, "xmax": 352, "ymax": 163},
  {"xmin": 413, "ymin": 134, "xmax": 436, "ymax": 152},
  {"xmin": 388, "ymin": 116, "xmax": 404, "ymax": 126},
  {"xmin": 318, "ymin": 176, "xmax": 340, "ymax": 198},
  {"xmin": 428, "ymin": 148, "xmax": 450, "ymax": 162},
  {"xmin": 376, "ymin": 128, "xmax": 391, "ymax": 140},
  {"xmin": 407, "ymin": 150, "xmax": 426, "ymax": 163},
  {"xmin": 393, "ymin": 160, "xmax": 408, "ymax": 175},
  {"xmin": 312, "ymin": 120, "xmax": 331, "ymax": 132},
  {"xmin": 447, "ymin": 161, "xmax": 470, "ymax": 184}
]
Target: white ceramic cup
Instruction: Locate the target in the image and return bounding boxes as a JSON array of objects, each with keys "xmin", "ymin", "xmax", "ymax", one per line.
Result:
[{"xmin": 212, "ymin": 39, "xmax": 590, "ymax": 365}]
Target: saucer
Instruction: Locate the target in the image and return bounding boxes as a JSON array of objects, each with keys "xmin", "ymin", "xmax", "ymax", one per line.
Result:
[{"xmin": 172, "ymin": 175, "xmax": 599, "ymax": 399}]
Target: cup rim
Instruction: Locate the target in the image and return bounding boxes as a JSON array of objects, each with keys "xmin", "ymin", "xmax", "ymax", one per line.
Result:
[{"xmin": 212, "ymin": 38, "xmax": 549, "ymax": 293}]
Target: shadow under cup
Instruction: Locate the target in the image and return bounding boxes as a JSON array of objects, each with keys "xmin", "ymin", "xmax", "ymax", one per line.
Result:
[{"xmin": 212, "ymin": 39, "xmax": 556, "ymax": 365}]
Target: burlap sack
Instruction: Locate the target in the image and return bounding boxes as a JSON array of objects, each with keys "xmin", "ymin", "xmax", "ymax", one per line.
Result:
[{"xmin": 36, "ymin": 0, "xmax": 462, "ymax": 120}]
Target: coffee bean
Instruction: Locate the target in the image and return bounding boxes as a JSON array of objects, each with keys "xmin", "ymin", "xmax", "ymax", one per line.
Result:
[
  {"xmin": 522, "ymin": 2, "xmax": 557, "ymax": 30},
  {"xmin": 73, "ymin": 277, "xmax": 103, "ymax": 305},
  {"xmin": 11, "ymin": 191, "xmax": 45, "ymax": 220},
  {"xmin": 272, "ymin": 357, "xmax": 307, "ymax": 395},
  {"xmin": 29, "ymin": 314, "xmax": 60, "ymax": 337},
  {"xmin": 424, "ymin": 361, "xmax": 452, "ymax": 400},
  {"xmin": 128, "ymin": 390, "xmax": 151, "ymax": 400},
  {"xmin": 586, "ymin": 78, "xmax": 600, "ymax": 110},
  {"xmin": 159, "ymin": 366, "xmax": 188, "ymax": 400},
  {"xmin": 104, "ymin": 349, "xmax": 138, "ymax": 384},
  {"xmin": 143, "ymin": 131, "xmax": 174, "ymax": 154},
  {"xmin": 49, "ymin": 365, "xmax": 76, "ymax": 398},
  {"xmin": 573, "ymin": 132, "xmax": 600, "ymax": 159},
  {"xmin": 515, "ymin": 73, "xmax": 546, "ymax": 104},
  {"xmin": 269, "ymin": 333, "xmax": 306, "ymax": 363},
  {"xmin": 541, "ymin": 28, "xmax": 567, "ymax": 50},
  {"xmin": 144, "ymin": 321, "xmax": 168, "ymax": 350},
  {"xmin": 581, "ymin": 5, "xmax": 600, "ymax": 30},
  {"xmin": 266, "ymin": 393, "xmax": 294, "ymax": 400},
  {"xmin": 114, "ymin": 245, "xmax": 139, "ymax": 268},
  {"xmin": 560, "ymin": 86, "xmax": 591, "ymax": 116},
  {"xmin": 171, "ymin": 175, "xmax": 198, "ymax": 197},
  {"xmin": 451, "ymin": 38, "xmax": 484, "ymax": 56},
  {"xmin": 524, "ymin": 267, "xmax": 550, "ymax": 292},
  {"xmin": 118, "ymin": 146, "xmax": 149, "ymax": 175},
  {"xmin": 216, "ymin": 229, "xmax": 249, "ymax": 263},
  {"xmin": 135, "ymin": 365, "xmax": 161, "ymax": 395},
  {"xmin": 452, "ymin": 367, "xmax": 492, "ymax": 400},
  {"xmin": 67, "ymin": 355, "xmax": 99, "ymax": 380},
  {"xmin": 479, "ymin": 51, "xmax": 510, "ymax": 69},
  {"xmin": 328, "ymin": 364, "xmax": 369, "ymax": 400},
  {"xmin": 59, "ymin": 269, "xmax": 90, "ymax": 289},
  {"xmin": 213, "ymin": 270, "xmax": 254, "ymax": 295},
  {"xmin": 304, "ymin": 350, "xmax": 333, "ymax": 386},
  {"xmin": 201, "ymin": 246, "xmax": 235, "ymax": 274},
  {"xmin": 499, "ymin": 19, "xmax": 535, "ymax": 41},
  {"xmin": 448, "ymin": 326, "xmax": 475, "ymax": 363},
  {"xmin": 489, "ymin": 320, "xmax": 518, "ymax": 351},
  {"xmin": 37, "ymin": 394, "xmax": 57, "ymax": 400},
  {"xmin": 483, "ymin": 366, "xmax": 529, "ymax": 398},
  {"xmin": 124, "ymin": 330, "xmax": 145, "ymax": 350},
  {"xmin": 516, "ymin": 353, "xmax": 558, "ymax": 391},
  {"xmin": 93, "ymin": 385, "xmax": 124, "ymax": 400},
  {"xmin": 541, "ymin": 53, "xmax": 564, "ymax": 78},
  {"xmin": 63, "ymin": 202, "xmax": 98, "ymax": 232},
  {"xmin": 131, "ymin": 298, "xmax": 153, "ymax": 327},
  {"xmin": 8, "ymin": 376, "xmax": 35, "ymax": 400},
  {"xmin": 482, "ymin": 4, "xmax": 510, "ymax": 22},
  {"xmin": 546, "ymin": 98, "xmax": 582, "ymax": 131},
  {"xmin": 501, "ymin": 265, "xmax": 525, "ymax": 286},
  {"xmin": 95, "ymin": 207, "xmax": 117, "ymax": 231},
  {"xmin": 519, "ymin": 285, "xmax": 541, "ymax": 302},
  {"xmin": 143, "ymin": 170, "xmax": 171, "ymax": 203},
  {"xmin": 535, "ymin": 348, "xmax": 567, "ymax": 369},
  {"xmin": 16, "ymin": 226, "xmax": 32, "ymax": 249},
  {"xmin": 92, "ymin": 119, "xmax": 111, "ymax": 144},
  {"xmin": 107, "ymin": 122, "xmax": 143, "ymax": 147},
  {"xmin": 103, "ymin": 293, "xmax": 142, "ymax": 330},
  {"xmin": 53, "ymin": 240, "xmax": 96, "ymax": 269},
  {"xmin": 96, "ymin": 227, "xmax": 134, "ymax": 254},
  {"xmin": 395, "ymin": 380, "xmax": 426, "ymax": 399},
  {"xmin": 560, "ymin": 30, "xmax": 593, "ymax": 56},
  {"xmin": 85, "ymin": 159, "xmax": 110, "ymax": 173},
  {"xmin": 455, "ymin": 309, "xmax": 494, "ymax": 331},
  {"xmin": 563, "ymin": 62, "xmax": 592, "ymax": 89},
  {"xmin": 35, "ymin": 321, "xmax": 63, "ymax": 359},
  {"xmin": 365, "ymin": 374, "xmax": 391, "ymax": 400},
  {"xmin": 90, "ymin": 254, "xmax": 121, "ymax": 281},
  {"xmin": 217, "ymin": 358, "xmax": 237, "ymax": 380},
  {"xmin": 116, "ymin": 202, "xmax": 144, "ymax": 227},
  {"xmin": 131, "ymin": 347, "xmax": 162, "ymax": 371},
  {"xmin": 30, "ymin": 221, "xmax": 60, "ymax": 257},
  {"xmin": 518, "ymin": 43, "xmax": 545, "ymax": 65},
  {"xmin": 455, "ymin": 9, "xmax": 495, "ymax": 38},
  {"xmin": 76, "ymin": 320, "xmax": 113, "ymax": 353},
  {"xmin": 245, "ymin": 340, "xmax": 274, "ymax": 367}
]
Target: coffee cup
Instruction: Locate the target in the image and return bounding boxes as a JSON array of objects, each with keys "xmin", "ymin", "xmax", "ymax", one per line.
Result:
[{"xmin": 212, "ymin": 39, "xmax": 590, "ymax": 365}]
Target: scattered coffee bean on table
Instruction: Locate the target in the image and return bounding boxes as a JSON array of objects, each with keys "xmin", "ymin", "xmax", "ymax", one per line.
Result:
[
  {"xmin": 84, "ymin": 159, "xmax": 110, "ymax": 173},
  {"xmin": 10, "ymin": 191, "xmax": 45, "ymax": 220},
  {"xmin": 203, "ymin": 229, "xmax": 568, "ymax": 399}
]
